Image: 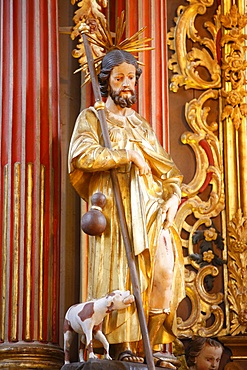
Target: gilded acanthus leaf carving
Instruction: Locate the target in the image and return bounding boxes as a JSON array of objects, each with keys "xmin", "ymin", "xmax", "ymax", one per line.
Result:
[
  {"xmin": 167, "ymin": 0, "xmax": 221, "ymax": 92},
  {"xmin": 220, "ymin": 4, "xmax": 247, "ymax": 130},
  {"xmin": 70, "ymin": 0, "xmax": 108, "ymax": 75},
  {"xmin": 169, "ymin": 1, "xmax": 226, "ymax": 338},
  {"xmin": 71, "ymin": 2, "xmax": 152, "ymax": 84},
  {"xmin": 176, "ymin": 89, "xmax": 224, "ymax": 217},
  {"xmin": 177, "ymin": 266, "xmax": 225, "ymax": 338},
  {"xmin": 169, "ymin": 0, "xmax": 247, "ymax": 342},
  {"xmin": 71, "ymin": 0, "xmax": 107, "ymax": 25},
  {"xmin": 174, "ymin": 84, "xmax": 226, "ymax": 337},
  {"xmin": 228, "ymin": 209, "xmax": 247, "ymax": 335},
  {"xmin": 220, "ymin": 4, "xmax": 247, "ymax": 29}
]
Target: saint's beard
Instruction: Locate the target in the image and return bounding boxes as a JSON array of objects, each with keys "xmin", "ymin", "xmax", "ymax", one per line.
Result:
[{"xmin": 110, "ymin": 88, "xmax": 137, "ymax": 108}]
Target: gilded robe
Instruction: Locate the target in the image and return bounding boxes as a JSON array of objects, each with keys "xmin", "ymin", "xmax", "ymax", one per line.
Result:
[{"xmin": 68, "ymin": 107, "xmax": 185, "ymax": 344}]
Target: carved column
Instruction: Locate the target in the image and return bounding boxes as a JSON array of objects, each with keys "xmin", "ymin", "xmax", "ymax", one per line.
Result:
[
  {"xmin": 0, "ymin": 0, "xmax": 63, "ymax": 368},
  {"xmin": 219, "ymin": 1, "xmax": 247, "ymax": 367}
]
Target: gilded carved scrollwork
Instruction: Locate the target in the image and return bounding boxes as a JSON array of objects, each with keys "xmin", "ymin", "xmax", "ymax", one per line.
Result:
[
  {"xmin": 180, "ymin": 89, "xmax": 223, "ymax": 211},
  {"xmin": 70, "ymin": 0, "xmax": 108, "ymax": 75},
  {"xmin": 169, "ymin": 0, "xmax": 247, "ymax": 341},
  {"xmin": 168, "ymin": 0, "xmax": 226, "ymax": 338},
  {"xmin": 174, "ymin": 89, "xmax": 226, "ymax": 337},
  {"xmin": 220, "ymin": 4, "xmax": 247, "ymax": 130},
  {"xmin": 220, "ymin": 4, "xmax": 247, "ymax": 337},
  {"xmin": 167, "ymin": 0, "xmax": 221, "ymax": 92},
  {"xmin": 227, "ymin": 209, "xmax": 247, "ymax": 335},
  {"xmin": 177, "ymin": 266, "xmax": 225, "ymax": 337}
]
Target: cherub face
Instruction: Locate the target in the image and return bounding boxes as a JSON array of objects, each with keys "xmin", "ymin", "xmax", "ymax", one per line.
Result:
[{"xmin": 194, "ymin": 344, "xmax": 223, "ymax": 370}]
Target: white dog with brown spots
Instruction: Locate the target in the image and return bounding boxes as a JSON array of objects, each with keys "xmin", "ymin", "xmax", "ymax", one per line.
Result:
[{"xmin": 63, "ymin": 289, "xmax": 135, "ymax": 364}]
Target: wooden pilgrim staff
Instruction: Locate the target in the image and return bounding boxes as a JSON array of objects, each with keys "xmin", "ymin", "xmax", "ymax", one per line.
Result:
[{"xmin": 79, "ymin": 23, "xmax": 156, "ymax": 370}]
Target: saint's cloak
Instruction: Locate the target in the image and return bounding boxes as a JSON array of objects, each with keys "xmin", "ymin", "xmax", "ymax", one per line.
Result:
[{"xmin": 68, "ymin": 107, "xmax": 185, "ymax": 344}]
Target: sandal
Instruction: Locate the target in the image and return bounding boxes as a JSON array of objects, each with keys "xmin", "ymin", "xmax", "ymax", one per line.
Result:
[{"xmin": 118, "ymin": 350, "xmax": 144, "ymax": 363}]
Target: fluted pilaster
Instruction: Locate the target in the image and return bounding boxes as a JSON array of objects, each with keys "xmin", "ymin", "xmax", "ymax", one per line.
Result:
[{"xmin": 0, "ymin": 0, "xmax": 63, "ymax": 368}]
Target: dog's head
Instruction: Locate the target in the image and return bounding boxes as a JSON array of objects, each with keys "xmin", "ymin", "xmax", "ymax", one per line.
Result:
[{"xmin": 106, "ymin": 290, "xmax": 135, "ymax": 311}]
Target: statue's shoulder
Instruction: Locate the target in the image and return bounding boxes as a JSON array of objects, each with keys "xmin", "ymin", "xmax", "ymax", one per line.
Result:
[
  {"xmin": 79, "ymin": 106, "xmax": 98, "ymax": 119},
  {"xmin": 75, "ymin": 107, "xmax": 99, "ymax": 128},
  {"xmin": 132, "ymin": 111, "xmax": 154, "ymax": 130}
]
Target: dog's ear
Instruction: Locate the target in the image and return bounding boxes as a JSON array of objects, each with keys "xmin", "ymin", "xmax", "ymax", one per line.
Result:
[
  {"xmin": 106, "ymin": 300, "xmax": 114, "ymax": 312},
  {"xmin": 106, "ymin": 294, "xmax": 114, "ymax": 304}
]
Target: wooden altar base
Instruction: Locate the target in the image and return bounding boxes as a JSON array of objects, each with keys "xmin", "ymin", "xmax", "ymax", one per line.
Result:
[{"xmin": 61, "ymin": 359, "xmax": 173, "ymax": 370}]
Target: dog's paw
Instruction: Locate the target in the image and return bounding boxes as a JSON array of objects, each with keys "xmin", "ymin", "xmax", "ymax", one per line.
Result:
[
  {"xmin": 88, "ymin": 353, "xmax": 98, "ymax": 359},
  {"xmin": 79, "ymin": 350, "xmax": 85, "ymax": 363},
  {"xmin": 104, "ymin": 354, "xmax": 112, "ymax": 360}
]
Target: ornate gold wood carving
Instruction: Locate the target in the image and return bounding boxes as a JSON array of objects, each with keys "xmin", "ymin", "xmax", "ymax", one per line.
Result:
[
  {"xmin": 167, "ymin": 0, "xmax": 221, "ymax": 92},
  {"xmin": 168, "ymin": 0, "xmax": 227, "ymax": 338},
  {"xmin": 71, "ymin": 0, "xmax": 108, "ymax": 73},
  {"xmin": 220, "ymin": 3, "xmax": 247, "ymax": 337},
  {"xmin": 228, "ymin": 209, "xmax": 247, "ymax": 335},
  {"xmin": 174, "ymin": 88, "xmax": 226, "ymax": 337},
  {"xmin": 220, "ymin": 4, "xmax": 247, "ymax": 130},
  {"xmin": 169, "ymin": 0, "xmax": 247, "ymax": 342},
  {"xmin": 177, "ymin": 266, "xmax": 225, "ymax": 337}
]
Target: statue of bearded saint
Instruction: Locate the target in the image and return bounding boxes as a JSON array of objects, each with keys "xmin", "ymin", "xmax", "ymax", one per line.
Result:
[{"xmin": 68, "ymin": 49, "xmax": 185, "ymax": 369}]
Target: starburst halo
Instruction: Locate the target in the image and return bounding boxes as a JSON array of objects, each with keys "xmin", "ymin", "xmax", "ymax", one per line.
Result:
[{"xmin": 71, "ymin": 10, "xmax": 153, "ymax": 85}]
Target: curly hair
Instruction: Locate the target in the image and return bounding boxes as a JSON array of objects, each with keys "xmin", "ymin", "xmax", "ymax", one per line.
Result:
[
  {"xmin": 98, "ymin": 49, "xmax": 142, "ymax": 97},
  {"xmin": 186, "ymin": 337, "xmax": 223, "ymax": 367}
]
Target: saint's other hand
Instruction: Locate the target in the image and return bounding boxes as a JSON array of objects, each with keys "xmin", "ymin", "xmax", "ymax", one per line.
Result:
[
  {"xmin": 128, "ymin": 149, "xmax": 151, "ymax": 176},
  {"xmin": 162, "ymin": 194, "xmax": 179, "ymax": 229}
]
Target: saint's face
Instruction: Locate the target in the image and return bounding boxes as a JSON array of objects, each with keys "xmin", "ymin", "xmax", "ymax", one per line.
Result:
[
  {"xmin": 109, "ymin": 62, "xmax": 136, "ymax": 99},
  {"xmin": 194, "ymin": 345, "xmax": 222, "ymax": 370}
]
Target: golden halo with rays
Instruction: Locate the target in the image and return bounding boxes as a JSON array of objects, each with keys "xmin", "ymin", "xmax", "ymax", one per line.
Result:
[{"xmin": 71, "ymin": 11, "xmax": 153, "ymax": 85}]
